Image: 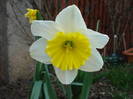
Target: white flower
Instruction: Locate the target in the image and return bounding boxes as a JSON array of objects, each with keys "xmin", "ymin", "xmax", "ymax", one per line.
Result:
[{"xmin": 29, "ymin": 5, "xmax": 109, "ymax": 84}]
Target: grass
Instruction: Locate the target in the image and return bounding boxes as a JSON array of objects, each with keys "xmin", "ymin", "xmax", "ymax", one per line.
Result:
[
  {"xmin": 93, "ymin": 63, "xmax": 133, "ymax": 99},
  {"xmin": 107, "ymin": 65, "xmax": 133, "ymax": 91},
  {"xmin": 112, "ymin": 92, "xmax": 131, "ymax": 99}
]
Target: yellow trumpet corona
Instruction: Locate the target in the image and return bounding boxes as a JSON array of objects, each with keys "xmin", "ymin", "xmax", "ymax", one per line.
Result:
[{"xmin": 45, "ymin": 32, "xmax": 91, "ymax": 71}]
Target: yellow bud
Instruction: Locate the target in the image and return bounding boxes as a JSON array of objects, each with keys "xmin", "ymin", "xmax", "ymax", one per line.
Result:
[{"xmin": 25, "ymin": 8, "xmax": 38, "ymax": 23}]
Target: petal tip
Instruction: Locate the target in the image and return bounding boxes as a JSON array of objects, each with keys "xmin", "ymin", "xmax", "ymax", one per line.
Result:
[
  {"xmin": 102, "ymin": 34, "xmax": 110, "ymax": 47},
  {"xmin": 70, "ymin": 4, "xmax": 79, "ymax": 11},
  {"xmin": 71, "ymin": 4, "xmax": 78, "ymax": 8},
  {"xmin": 54, "ymin": 67, "xmax": 78, "ymax": 84}
]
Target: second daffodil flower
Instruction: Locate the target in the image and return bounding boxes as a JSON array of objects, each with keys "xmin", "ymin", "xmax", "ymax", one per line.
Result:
[
  {"xmin": 29, "ymin": 5, "xmax": 109, "ymax": 84},
  {"xmin": 25, "ymin": 8, "xmax": 38, "ymax": 23}
]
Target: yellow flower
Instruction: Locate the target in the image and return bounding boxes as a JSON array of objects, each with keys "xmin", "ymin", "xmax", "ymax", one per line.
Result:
[
  {"xmin": 25, "ymin": 8, "xmax": 38, "ymax": 23},
  {"xmin": 29, "ymin": 5, "xmax": 109, "ymax": 84}
]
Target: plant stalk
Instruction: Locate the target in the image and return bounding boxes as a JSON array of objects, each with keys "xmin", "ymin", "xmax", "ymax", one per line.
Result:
[
  {"xmin": 79, "ymin": 72, "xmax": 93, "ymax": 99},
  {"xmin": 65, "ymin": 85, "xmax": 73, "ymax": 99}
]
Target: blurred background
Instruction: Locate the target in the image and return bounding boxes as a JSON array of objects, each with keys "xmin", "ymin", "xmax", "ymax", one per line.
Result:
[{"xmin": 0, "ymin": 0, "xmax": 132, "ymax": 99}]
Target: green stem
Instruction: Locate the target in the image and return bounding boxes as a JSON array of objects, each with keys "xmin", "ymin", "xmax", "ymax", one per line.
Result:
[
  {"xmin": 33, "ymin": 62, "xmax": 43, "ymax": 81},
  {"xmin": 79, "ymin": 72, "xmax": 93, "ymax": 99},
  {"xmin": 65, "ymin": 85, "xmax": 73, "ymax": 99},
  {"xmin": 44, "ymin": 64, "xmax": 58, "ymax": 99}
]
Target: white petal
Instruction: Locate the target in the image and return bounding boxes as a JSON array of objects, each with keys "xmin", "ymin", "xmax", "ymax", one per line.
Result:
[
  {"xmin": 54, "ymin": 67, "xmax": 78, "ymax": 84},
  {"xmin": 29, "ymin": 38, "xmax": 50, "ymax": 64},
  {"xmin": 83, "ymin": 29, "xmax": 109, "ymax": 49},
  {"xmin": 55, "ymin": 5, "xmax": 87, "ymax": 33},
  {"xmin": 79, "ymin": 49, "xmax": 103, "ymax": 72},
  {"xmin": 31, "ymin": 20, "xmax": 63, "ymax": 40}
]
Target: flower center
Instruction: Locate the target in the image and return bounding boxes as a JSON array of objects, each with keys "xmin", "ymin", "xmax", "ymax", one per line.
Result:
[
  {"xmin": 45, "ymin": 32, "xmax": 91, "ymax": 71},
  {"xmin": 64, "ymin": 40, "xmax": 73, "ymax": 49}
]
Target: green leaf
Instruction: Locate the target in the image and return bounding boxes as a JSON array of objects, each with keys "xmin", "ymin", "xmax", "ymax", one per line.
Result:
[
  {"xmin": 33, "ymin": 62, "xmax": 43, "ymax": 81},
  {"xmin": 43, "ymin": 64, "xmax": 58, "ymax": 99},
  {"xmin": 71, "ymin": 82, "xmax": 83, "ymax": 86},
  {"xmin": 30, "ymin": 81, "xmax": 43, "ymax": 99},
  {"xmin": 79, "ymin": 72, "xmax": 93, "ymax": 99},
  {"xmin": 36, "ymin": 11, "xmax": 44, "ymax": 20},
  {"xmin": 43, "ymin": 83, "xmax": 50, "ymax": 99}
]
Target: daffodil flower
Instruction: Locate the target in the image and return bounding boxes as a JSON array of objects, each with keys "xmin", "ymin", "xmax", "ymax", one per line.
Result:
[
  {"xmin": 29, "ymin": 5, "xmax": 109, "ymax": 84},
  {"xmin": 25, "ymin": 8, "xmax": 38, "ymax": 23}
]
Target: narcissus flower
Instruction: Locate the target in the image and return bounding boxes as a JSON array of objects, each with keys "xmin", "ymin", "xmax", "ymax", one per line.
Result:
[
  {"xmin": 29, "ymin": 5, "xmax": 109, "ymax": 84},
  {"xmin": 25, "ymin": 8, "xmax": 38, "ymax": 23}
]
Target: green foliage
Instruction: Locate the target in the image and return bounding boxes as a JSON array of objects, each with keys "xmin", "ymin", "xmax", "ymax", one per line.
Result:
[
  {"xmin": 71, "ymin": 71, "xmax": 93, "ymax": 99},
  {"xmin": 94, "ymin": 64, "xmax": 133, "ymax": 91},
  {"xmin": 79, "ymin": 72, "xmax": 93, "ymax": 99},
  {"xmin": 30, "ymin": 81, "xmax": 43, "ymax": 99},
  {"xmin": 36, "ymin": 12, "xmax": 43, "ymax": 20},
  {"xmin": 30, "ymin": 63, "xmax": 58, "ymax": 99},
  {"xmin": 112, "ymin": 92, "xmax": 131, "ymax": 99},
  {"xmin": 33, "ymin": 62, "xmax": 44, "ymax": 81},
  {"xmin": 107, "ymin": 65, "xmax": 133, "ymax": 91},
  {"xmin": 93, "ymin": 71, "xmax": 109, "ymax": 83},
  {"xmin": 43, "ymin": 64, "xmax": 58, "ymax": 99},
  {"xmin": 64, "ymin": 85, "xmax": 72, "ymax": 99},
  {"xmin": 93, "ymin": 64, "xmax": 133, "ymax": 99}
]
